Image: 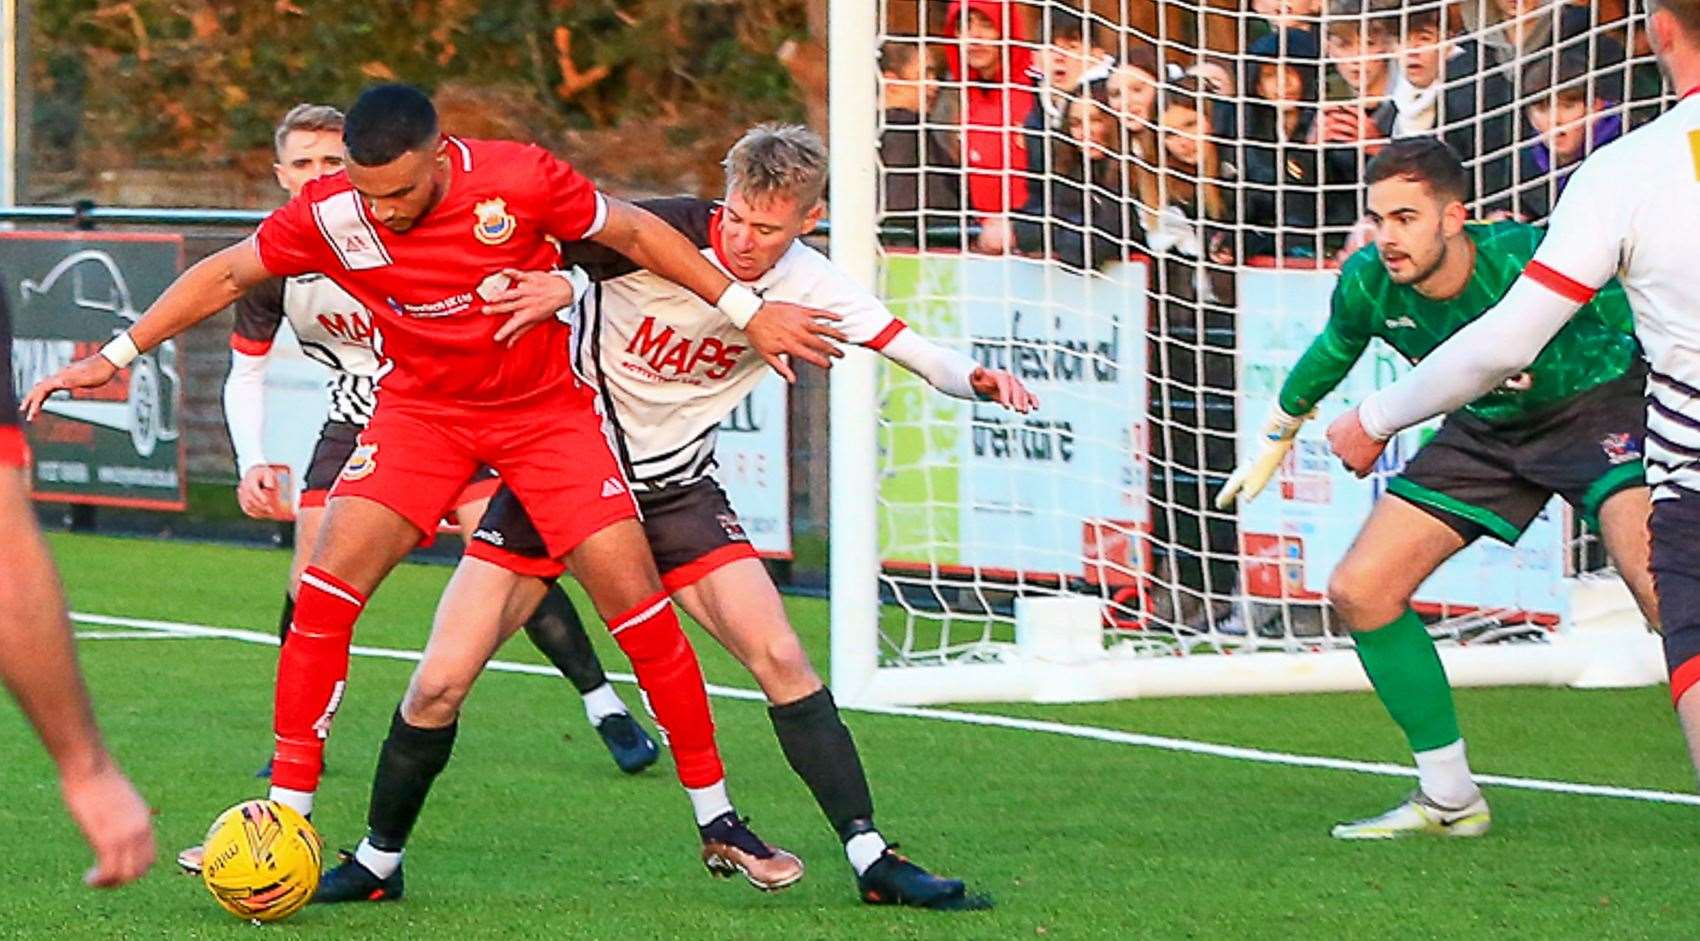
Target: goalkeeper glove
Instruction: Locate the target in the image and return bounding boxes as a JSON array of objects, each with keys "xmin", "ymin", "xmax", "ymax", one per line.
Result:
[{"xmin": 1215, "ymin": 408, "xmax": 1308, "ymax": 509}]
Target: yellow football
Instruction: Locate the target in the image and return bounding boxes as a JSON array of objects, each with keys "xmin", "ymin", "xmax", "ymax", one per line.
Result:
[{"xmin": 200, "ymin": 799, "xmax": 322, "ymax": 923}]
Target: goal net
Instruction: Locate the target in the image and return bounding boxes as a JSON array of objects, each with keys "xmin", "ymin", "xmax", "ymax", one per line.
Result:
[{"xmin": 827, "ymin": 0, "xmax": 1670, "ymax": 705}]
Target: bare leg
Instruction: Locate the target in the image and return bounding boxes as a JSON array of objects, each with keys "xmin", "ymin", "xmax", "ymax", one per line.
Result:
[{"xmin": 1596, "ymin": 486, "xmax": 1659, "ymax": 627}]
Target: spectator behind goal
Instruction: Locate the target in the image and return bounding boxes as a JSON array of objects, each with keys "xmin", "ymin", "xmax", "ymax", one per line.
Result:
[
  {"xmin": 1012, "ymin": 88, "xmax": 1144, "ymax": 271},
  {"xmin": 1382, "ymin": 3, "xmax": 1515, "ymax": 213},
  {"xmin": 1513, "ymin": 47, "xmax": 1627, "ymax": 223},
  {"xmin": 878, "ymin": 41, "xmax": 962, "ymax": 241},
  {"xmin": 941, "ymin": 0, "xmax": 1035, "ymax": 244},
  {"xmin": 1238, "ymin": 28, "xmax": 1327, "ymax": 259}
]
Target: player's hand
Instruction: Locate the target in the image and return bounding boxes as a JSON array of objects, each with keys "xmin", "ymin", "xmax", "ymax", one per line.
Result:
[
  {"xmin": 235, "ymin": 465, "xmax": 281, "ymax": 519},
  {"xmin": 970, "ymin": 367, "xmax": 1040, "ymax": 413},
  {"xmin": 60, "ymin": 759, "xmax": 156, "ymax": 888},
  {"xmin": 487, "ymin": 268, "xmax": 582, "ymax": 347},
  {"xmin": 21, "ymin": 355, "xmax": 118, "ymax": 422},
  {"xmin": 1215, "ymin": 408, "xmax": 1307, "ymax": 509},
  {"xmin": 1326, "ymin": 406, "xmax": 1389, "ymax": 478},
  {"xmin": 745, "ymin": 302, "xmax": 847, "ymax": 383}
]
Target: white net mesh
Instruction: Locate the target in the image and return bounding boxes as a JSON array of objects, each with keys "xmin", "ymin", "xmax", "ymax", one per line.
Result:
[{"xmin": 868, "ymin": 0, "xmax": 1671, "ymax": 674}]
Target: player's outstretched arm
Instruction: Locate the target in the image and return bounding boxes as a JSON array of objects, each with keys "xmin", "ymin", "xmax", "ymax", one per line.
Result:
[
  {"xmin": 590, "ymin": 197, "xmax": 847, "ymax": 382},
  {"xmin": 1216, "ymin": 288, "xmax": 1368, "ymax": 507},
  {"xmin": 0, "ymin": 468, "xmax": 155, "ymax": 887},
  {"xmin": 878, "ymin": 329, "xmax": 1038, "ymax": 413},
  {"xmin": 1333, "ymin": 274, "xmax": 1583, "ymax": 475},
  {"xmin": 21, "ymin": 238, "xmax": 273, "ymax": 420}
]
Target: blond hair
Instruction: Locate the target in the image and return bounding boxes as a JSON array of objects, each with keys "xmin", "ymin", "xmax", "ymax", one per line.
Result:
[{"xmin": 723, "ymin": 123, "xmax": 829, "ymax": 208}]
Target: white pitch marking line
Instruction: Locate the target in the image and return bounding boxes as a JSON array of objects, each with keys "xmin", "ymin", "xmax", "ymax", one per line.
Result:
[
  {"xmin": 73, "ymin": 630, "xmax": 202, "ymax": 641},
  {"xmin": 69, "ymin": 610, "xmax": 1700, "ymax": 808}
]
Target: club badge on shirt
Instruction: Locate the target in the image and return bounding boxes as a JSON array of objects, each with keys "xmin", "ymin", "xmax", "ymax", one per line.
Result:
[{"xmin": 473, "ymin": 198, "xmax": 516, "ymax": 246}]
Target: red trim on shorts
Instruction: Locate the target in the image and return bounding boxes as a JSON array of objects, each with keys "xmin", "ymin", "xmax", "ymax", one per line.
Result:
[
  {"xmin": 465, "ymin": 539, "xmax": 567, "ymax": 580},
  {"xmin": 1685, "ymin": 84, "xmax": 1700, "ymax": 100},
  {"xmin": 0, "ymin": 426, "xmax": 27, "ymax": 468},
  {"xmin": 1673, "ymin": 656, "xmax": 1700, "ymax": 708},
  {"xmin": 864, "ymin": 319, "xmax": 907, "ymax": 352},
  {"xmin": 454, "ymin": 475, "xmax": 502, "ymax": 509},
  {"xmin": 1523, "ymin": 261, "xmax": 1597, "ymax": 304},
  {"xmin": 230, "ymin": 333, "xmax": 274, "ymax": 356},
  {"xmin": 299, "ymin": 488, "xmax": 329, "ymax": 510},
  {"xmin": 661, "ymin": 542, "xmax": 761, "ymax": 594}
]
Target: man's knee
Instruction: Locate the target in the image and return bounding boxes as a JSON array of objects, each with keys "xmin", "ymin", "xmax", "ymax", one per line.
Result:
[
  {"xmin": 746, "ymin": 629, "xmax": 818, "ymax": 691},
  {"xmin": 402, "ymin": 670, "xmax": 472, "ymax": 727},
  {"xmin": 1327, "ymin": 560, "xmax": 1402, "ymax": 631}
]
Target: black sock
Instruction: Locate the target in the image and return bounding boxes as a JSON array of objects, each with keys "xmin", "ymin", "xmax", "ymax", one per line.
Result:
[
  {"xmin": 522, "ymin": 581, "xmax": 609, "ymax": 695},
  {"xmin": 366, "ymin": 709, "xmax": 458, "ymax": 852},
  {"xmin": 276, "ymin": 593, "xmax": 296, "ymax": 644},
  {"xmin": 768, "ymin": 687, "xmax": 875, "ymax": 841}
]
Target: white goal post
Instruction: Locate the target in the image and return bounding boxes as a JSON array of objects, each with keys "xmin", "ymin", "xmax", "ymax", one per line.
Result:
[{"xmin": 828, "ymin": 0, "xmax": 1668, "ymax": 706}]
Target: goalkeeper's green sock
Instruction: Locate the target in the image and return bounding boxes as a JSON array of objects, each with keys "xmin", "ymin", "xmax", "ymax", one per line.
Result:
[{"xmin": 1354, "ymin": 609, "xmax": 1478, "ymax": 806}]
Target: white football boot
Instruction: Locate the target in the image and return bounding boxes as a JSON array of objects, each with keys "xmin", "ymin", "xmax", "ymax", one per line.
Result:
[{"xmin": 1331, "ymin": 790, "xmax": 1491, "ymax": 840}]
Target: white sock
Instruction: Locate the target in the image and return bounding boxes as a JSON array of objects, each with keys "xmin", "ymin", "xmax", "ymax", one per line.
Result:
[
  {"xmin": 686, "ymin": 780, "xmax": 734, "ymax": 827},
  {"xmin": 269, "ymin": 786, "xmax": 314, "ymax": 819},
  {"xmin": 1414, "ymin": 739, "xmax": 1479, "ymax": 808},
  {"xmin": 844, "ymin": 830, "xmax": 888, "ymax": 876},
  {"xmin": 354, "ymin": 838, "xmax": 403, "ymax": 879},
  {"xmin": 582, "ymin": 683, "xmax": 629, "ymax": 725}
]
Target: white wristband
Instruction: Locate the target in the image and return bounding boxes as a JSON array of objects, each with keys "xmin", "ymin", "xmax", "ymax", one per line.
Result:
[
  {"xmin": 99, "ymin": 332, "xmax": 140, "ymax": 369},
  {"xmin": 716, "ymin": 282, "xmax": 763, "ymax": 329},
  {"xmin": 553, "ymin": 266, "xmax": 592, "ymax": 310}
]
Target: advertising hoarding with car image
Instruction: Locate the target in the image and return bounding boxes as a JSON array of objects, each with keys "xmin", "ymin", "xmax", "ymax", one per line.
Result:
[{"xmin": 5, "ymin": 233, "xmax": 187, "ymax": 509}]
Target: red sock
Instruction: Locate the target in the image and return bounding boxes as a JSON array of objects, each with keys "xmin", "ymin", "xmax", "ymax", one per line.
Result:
[
  {"xmin": 609, "ymin": 591, "xmax": 724, "ymax": 788},
  {"xmin": 272, "ymin": 566, "xmax": 366, "ymax": 792}
]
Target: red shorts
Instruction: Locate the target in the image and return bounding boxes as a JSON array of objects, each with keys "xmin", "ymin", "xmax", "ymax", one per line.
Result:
[
  {"xmin": 297, "ymin": 420, "xmax": 501, "ymax": 520},
  {"xmin": 0, "ymin": 427, "xmax": 26, "ymax": 468},
  {"xmin": 328, "ymin": 384, "xmax": 637, "ymax": 560}
]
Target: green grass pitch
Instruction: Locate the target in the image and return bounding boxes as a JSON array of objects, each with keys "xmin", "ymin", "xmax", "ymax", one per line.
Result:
[{"xmin": 2, "ymin": 532, "xmax": 1695, "ymax": 938}]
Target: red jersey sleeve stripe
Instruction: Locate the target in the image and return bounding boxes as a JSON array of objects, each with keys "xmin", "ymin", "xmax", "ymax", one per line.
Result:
[
  {"xmin": 231, "ymin": 334, "xmax": 274, "ymax": 356},
  {"xmin": 0, "ymin": 426, "xmax": 28, "ymax": 468},
  {"xmin": 865, "ymin": 319, "xmax": 907, "ymax": 351},
  {"xmin": 1523, "ymin": 261, "xmax": 1597, "ymax": 305}
]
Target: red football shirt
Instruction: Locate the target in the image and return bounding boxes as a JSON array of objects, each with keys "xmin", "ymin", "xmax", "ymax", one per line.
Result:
[{"xmin": 254, "ymin": 136, "xmax": 603, "ymax": 408}]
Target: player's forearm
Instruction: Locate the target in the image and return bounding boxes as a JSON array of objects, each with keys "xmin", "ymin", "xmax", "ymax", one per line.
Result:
[
  {"xmin": 1277, "ymin": 331, "xmax": 1366, "ymax": 418},
  {"xmin": 594, "ymin": 198, "xmax": 735, "ymax": 311},
  {"xmin": 0, "ymin": 472, "xmax": 110, "ymax": 780},
  {"xmin": 1357, "ymin": 276, "xmax": 1579, "ymax": 438},
  {"xmin": 124, "ymin": 240, "xmax": 269, "ymax": 354},
  {"xmin": 222, "ymin": 351, "xmax": 269, "ymax": 475},
  {"xmin": 880, "ymin": 329, "xmax": 978, "ymax": 399}
]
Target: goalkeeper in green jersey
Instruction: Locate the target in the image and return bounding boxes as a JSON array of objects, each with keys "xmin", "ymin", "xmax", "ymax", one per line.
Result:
[{"xmin": 1217, "ymin": 137, "xmax": 1658, "ymax": 840}]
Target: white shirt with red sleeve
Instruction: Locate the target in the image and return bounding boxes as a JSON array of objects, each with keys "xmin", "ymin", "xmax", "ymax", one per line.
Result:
[
  {"xmin": 577, "ymin": 204, "xmax": 926, "ymax": 490},
  {"xmin": 252, "ymin": 136, "xmax": 606, "ymax": 410},
  {"xmin": 1357, "ymin": 91, "xmax": 1700, "ymax": 499}
]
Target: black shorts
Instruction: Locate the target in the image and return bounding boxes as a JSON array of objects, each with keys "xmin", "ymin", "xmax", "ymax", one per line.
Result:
[
  {"xmin": 300, "ymin": 420, "xmax": 498, "ymax": 509},
  {"xmin": 467, "ymin": 476, "xmax": 758, "ymax": 590},
  {"xmin": 1387, "ymin": 372, "xmax": 1646, "ymax": 544},
  {"xmin": 1650, "ymin": 490, "xmax": 1700, "ymax": 703}
]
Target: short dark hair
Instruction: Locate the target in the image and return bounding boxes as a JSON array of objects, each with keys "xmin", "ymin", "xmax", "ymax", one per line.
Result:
[
  {"xmin": 343, "ymin": 84, "xmax": 439, "ymax": 167},
  {"xmin": 1523, "ymin": 48, "xmax": 1624, "ymax": 105},
  {"xmin": 1364, "ymin": 137, "xmax": 1468, "ymax": 204},
  {"xmin": 1046, "ymin": 8, "xmax": 1085, "ymax": 44}
]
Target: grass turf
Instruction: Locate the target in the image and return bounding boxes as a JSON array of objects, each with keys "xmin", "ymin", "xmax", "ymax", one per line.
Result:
[{"xmin": 1, "ymin": 532, "xmax": 1694, "ymax": 939}]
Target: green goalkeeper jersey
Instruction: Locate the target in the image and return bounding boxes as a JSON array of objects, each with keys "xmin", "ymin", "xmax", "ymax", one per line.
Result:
[{"xmin": 1278, "ymin": 221, "xmax": 1638, "ymax": 426}]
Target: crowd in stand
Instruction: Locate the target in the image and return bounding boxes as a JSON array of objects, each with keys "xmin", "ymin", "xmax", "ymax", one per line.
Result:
[{"xmin": 877, "ymin": 0, "xmax": 1663, "ymax": 275}]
